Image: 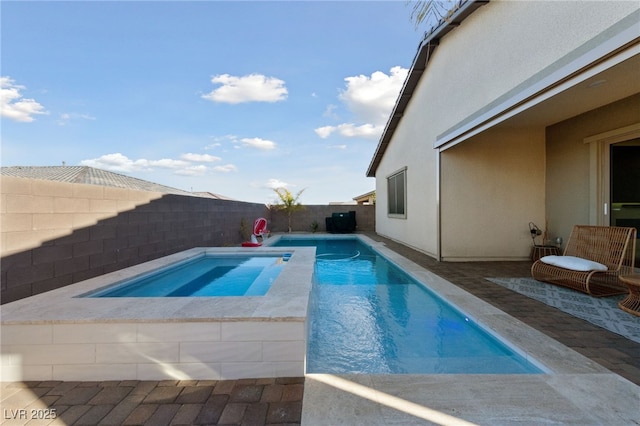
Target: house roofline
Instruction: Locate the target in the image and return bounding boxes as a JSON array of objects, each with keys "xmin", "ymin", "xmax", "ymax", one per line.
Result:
[
  {"xmin": 353, "ymin": 189, "xmax": 375, "ymax": 200},
  {"xmin": 365, "ymin": 0, "xmax": 489, "ymax": 178}
]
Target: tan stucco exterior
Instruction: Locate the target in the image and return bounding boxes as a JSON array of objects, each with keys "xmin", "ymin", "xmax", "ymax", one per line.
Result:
[
  {"xmin": 546, "ymin": 94, "xmax": 640, "ymax": 243},
  {"xmin": 372, "ymin": 1, "xmax": 639, "ymax": 261},
  {"xmin": 374, "ymin": 73, "xmax": 440, "ymax": 258},
  {"xmin": 440, "ymin": 127, "xmax": 546, "ymax": 260}
]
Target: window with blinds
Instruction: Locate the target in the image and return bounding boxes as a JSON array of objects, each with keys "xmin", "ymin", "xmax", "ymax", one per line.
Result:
[{"xmin": 387, "ymin": 168, "xmax": 406, "ymax": 218}]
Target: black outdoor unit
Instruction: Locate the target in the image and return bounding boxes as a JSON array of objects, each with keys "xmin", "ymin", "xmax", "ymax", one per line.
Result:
[{"xmin": 326, "ymin": 211, "xmax": 356, "ymax": 233}]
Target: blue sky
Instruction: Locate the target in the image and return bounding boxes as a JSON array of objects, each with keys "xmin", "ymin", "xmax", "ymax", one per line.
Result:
[{"xmin": 1, "ymin": 1, "xmax": 426, "ymax": 204}]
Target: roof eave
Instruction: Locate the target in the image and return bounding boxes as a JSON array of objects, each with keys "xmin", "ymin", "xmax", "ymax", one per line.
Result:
[{"xmin": 366, "ymin": 0, "xmax": 489, "ymax": 178}]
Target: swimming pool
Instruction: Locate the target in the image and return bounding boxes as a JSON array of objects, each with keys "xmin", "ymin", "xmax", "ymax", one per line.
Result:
[
  {"xmin": 85, "ymin": 254, "xmax": 287, "ymax": 297},
  {"xmin": 272, "ymin": 236, "xmax": 543, "ymax": 374}
]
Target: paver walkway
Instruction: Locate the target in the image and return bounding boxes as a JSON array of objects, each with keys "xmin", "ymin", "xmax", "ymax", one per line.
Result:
[{"xmin": 0, "ymin": 377, "xmax": 303, "ymax": 425}]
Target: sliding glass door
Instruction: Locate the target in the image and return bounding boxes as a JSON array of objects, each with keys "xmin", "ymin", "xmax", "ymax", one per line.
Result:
[{"xmin": 610, "ymin": 139, "xmax": 640, "ymax": 263}]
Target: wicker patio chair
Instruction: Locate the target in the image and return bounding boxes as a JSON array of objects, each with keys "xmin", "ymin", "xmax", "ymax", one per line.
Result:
[{"xmin": 531, "ymin": 225, "xmax": 637, "ymax": 296}]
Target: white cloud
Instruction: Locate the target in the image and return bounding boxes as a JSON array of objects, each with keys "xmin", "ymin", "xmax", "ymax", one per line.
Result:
[
  {"xmin": 81, "ymin": 153, "xmax": 189, "ymax": 173},
  {"xmin": 57, "ymin": 112, "xmax": 96, "ymax": 126},
  {"xmin": 314, "ymin": 126, "xmax": 334, "ymax": 139},
  {"xmin": 238, "ymin": 137, "xmax": 276, "ymax": 150},
  {"xmin": 208, "ymin": 134, "xmax": 275, "ymax": 151},
  {"xmin": 315, "ymin": 123, "xmax": 381, "ymax": 139},
  {"xmin": 202, "ymin": 73, "xmax": 288, "ymax": 104},
  {"xmin": 329, "ymin": 144, "xmax": 347, "ymax": 150},
  {"xmin": 340, "ymin": 66, "xmax": 407, "ymax": 124},
  {"xmin": 213, "ymin": 164, "xmax": 238, "ymax": 173},
  {"xmin": 180, "ymin": 153, "xmax": 222, "ymax": 162},
  {"xmin": 264, "ymin": 178, "xmax": 289, "ymax": 189},
  {"xmin": 175, "ymin": 165, "xmax": 208, "ymax": 176},
  {"xmin": 206, "ymin": 134, "xmax": 238, "ymax": 150},
  {"xmin": 0, "ymin": 76, "xmax": 48, "ymax": 122},
  {"xmin": 337, "ymin": 123, "xmax": 381, "ymax": 138},
  {"xmin": 322, "ymin": 104, "xmax": 339, "ymax": 119},
  {"xmin": 80, "ymin": 153, "xmax": 145, "ymax": 172},
  {"xmin": 315, "ymin": 66, "xmax": 407, "ymax": 140},
  {"xmin": 149, "ymin": 158, "xmax": 191, "ymax": 169}
]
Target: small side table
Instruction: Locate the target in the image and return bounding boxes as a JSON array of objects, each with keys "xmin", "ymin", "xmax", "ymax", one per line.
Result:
[
  {"xmin": 531, "ymin": 245, "xmax": 560, "ymax": 262},
  {"xmin": 618, "ymin": 274, "xmax": 640, "ymax": 317}
]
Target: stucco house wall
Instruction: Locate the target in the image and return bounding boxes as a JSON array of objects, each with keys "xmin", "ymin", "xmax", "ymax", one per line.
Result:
[
  {"xmin": 432, "ymin": 1, "xmax": 638, "ymax": 139},
  {"xmin": 374, "ymin": 76, "xmax": 440, "ymax": 258},
  {"xmin": 372, "ymin": 0, "xmax": 639, "ymax": 260},
  {"xmin": 546, "ymin": 94, "xmax": 640, "ymax": 243},
  {"xmin": 440, "ymin": 127, "xmax": 546, "ymax": 261}
]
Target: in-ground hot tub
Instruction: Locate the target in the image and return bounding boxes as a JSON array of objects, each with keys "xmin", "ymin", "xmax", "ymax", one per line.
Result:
[
  {"xmin": 0, "ymin": 246, "xmax": 315, "ymax": 381},
  {"xmin": 83, "ymin": 254, "xmax": 289, "ymax": 297}
]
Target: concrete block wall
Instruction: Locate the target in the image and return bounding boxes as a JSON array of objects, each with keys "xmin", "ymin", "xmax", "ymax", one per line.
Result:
[
  {"xmin": 1, "ymin": 176, "xmax": 375, "ymax": 304},
  {"xmin": 269, "ymin": 204, "xmax": 375, "ymax": 234},
  {"xmin": 1, "ymin": 176, "xmax": 269, "ymax": 304}
]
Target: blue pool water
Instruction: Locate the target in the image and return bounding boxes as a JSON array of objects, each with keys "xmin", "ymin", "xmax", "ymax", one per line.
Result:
[
  {"xmin": 87, "ymin": 255, "xmax": 285, "ymax": 297},
  {"xmin": 273, "ymin": 237, "xmax": 543, "ymax": 374}
]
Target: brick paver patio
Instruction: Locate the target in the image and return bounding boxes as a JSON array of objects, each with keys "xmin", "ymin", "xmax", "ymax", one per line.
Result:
[{"xmin": 0, "ymin": 378, "xmax": 304, "ymax": 425}]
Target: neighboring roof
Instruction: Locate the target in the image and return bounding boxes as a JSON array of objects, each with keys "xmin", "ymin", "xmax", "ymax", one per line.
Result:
[
  {"xmin": 366, "ymin": 0, "xmax": 489, "ymax": 177},
  {"xmin": 193, "ymin": 191, "xmax": 236, "ymax": 201},
  {"xmin": 328, "ymin": 201, "xmax": 357, "ymax": 206},
  {"xmin": 1, "ymin": 166, "xmax": 196, "ymax": 196},
  {"xmin": 353, "ymin": 190, "xmax": 375, "ymax": 202}
]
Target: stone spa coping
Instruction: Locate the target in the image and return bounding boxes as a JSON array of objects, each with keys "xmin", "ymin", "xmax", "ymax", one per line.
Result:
[
  {"xmin": 0, "ymin": 246, "xmax": 317, "ymax": 324},
  {"xmin": 0, "ymin": 246, "xmax": 316, "ymax": 382}
]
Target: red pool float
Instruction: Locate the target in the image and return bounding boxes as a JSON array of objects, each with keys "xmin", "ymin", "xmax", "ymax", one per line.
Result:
[{"xmin": 241, "ymin": 218, "xmax": 269, "ymax": 247}]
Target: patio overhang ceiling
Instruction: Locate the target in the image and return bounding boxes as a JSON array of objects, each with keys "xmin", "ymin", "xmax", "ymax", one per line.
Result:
[
  {"xmin": 366, "ymin": 0, "xmax": 489, "ymax": 177},
  {"xmin": 436, "ymin": 20, "xmax": 640, "ymax": 151}
]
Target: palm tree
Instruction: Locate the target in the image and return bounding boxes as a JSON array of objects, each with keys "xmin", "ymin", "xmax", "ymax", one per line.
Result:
[
  {"xmin": 273, "ymin": 187, "xmax": 305, "ymax": 233},
  {"xmin": 408, "ymin": 1, "xmax": 457, "ymax": 29}
]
